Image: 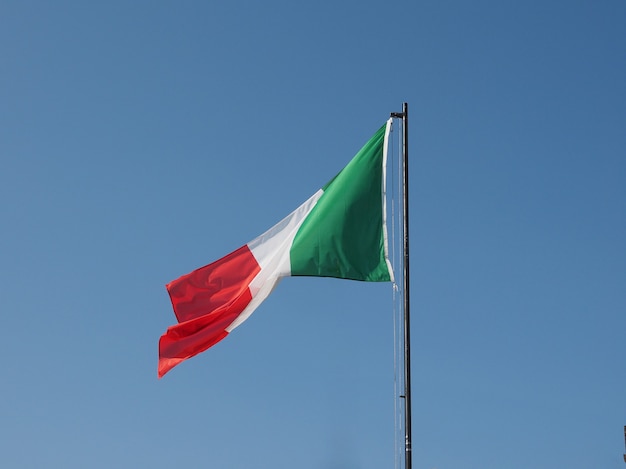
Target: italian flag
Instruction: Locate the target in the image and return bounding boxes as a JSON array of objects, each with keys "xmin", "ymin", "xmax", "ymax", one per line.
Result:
[{"xmin": 159, "ymin": 119, "xmax": 394, "ymax": 377}]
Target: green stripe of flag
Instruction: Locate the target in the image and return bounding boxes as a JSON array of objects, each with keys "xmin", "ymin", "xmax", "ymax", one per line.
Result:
[{"xmin": 289, "ymin": 123, "xmax": 391, "ymax": 281}]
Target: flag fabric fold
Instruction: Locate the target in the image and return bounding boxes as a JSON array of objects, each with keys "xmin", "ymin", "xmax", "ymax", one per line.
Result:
[{"xmin": 159, "ymin": 119, "xmax": 394, "ymax": 377}]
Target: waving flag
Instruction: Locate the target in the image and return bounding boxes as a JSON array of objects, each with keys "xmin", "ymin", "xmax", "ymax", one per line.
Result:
[{"xmin": 159, "ymin": 119, "xmax": 394, "ymax": 377}]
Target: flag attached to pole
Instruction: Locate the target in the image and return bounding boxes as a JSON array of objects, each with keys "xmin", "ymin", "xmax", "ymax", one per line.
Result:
[{"xmin": 158, "ymin": 119, "xmax": 394, "ymax": 377}]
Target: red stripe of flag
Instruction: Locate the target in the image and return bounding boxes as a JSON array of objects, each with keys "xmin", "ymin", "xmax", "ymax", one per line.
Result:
[{"xmin": 158, "ymin": 245, "xmax": 261, "ymax": 377}]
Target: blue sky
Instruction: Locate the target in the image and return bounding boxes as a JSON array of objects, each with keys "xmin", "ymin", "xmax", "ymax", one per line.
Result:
[{"xmin": 1, "ymin": 1, "xmax": 625, "ymax": 468}]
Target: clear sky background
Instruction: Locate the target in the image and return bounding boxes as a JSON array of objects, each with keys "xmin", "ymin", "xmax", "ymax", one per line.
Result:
[{"xmin": 1, "ymin": 1, "xmax": 625, "ymax": 468}]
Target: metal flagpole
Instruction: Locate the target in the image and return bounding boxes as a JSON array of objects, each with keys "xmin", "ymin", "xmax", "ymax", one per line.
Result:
[{"xmin": 391, "ymin": 103, "xmax": 411, "ymax": 469}]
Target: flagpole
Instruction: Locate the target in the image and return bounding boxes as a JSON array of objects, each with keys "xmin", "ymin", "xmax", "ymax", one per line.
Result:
[{"xmin": 391, "ymin": 102, "xmax": 411, "ymax": 469}]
